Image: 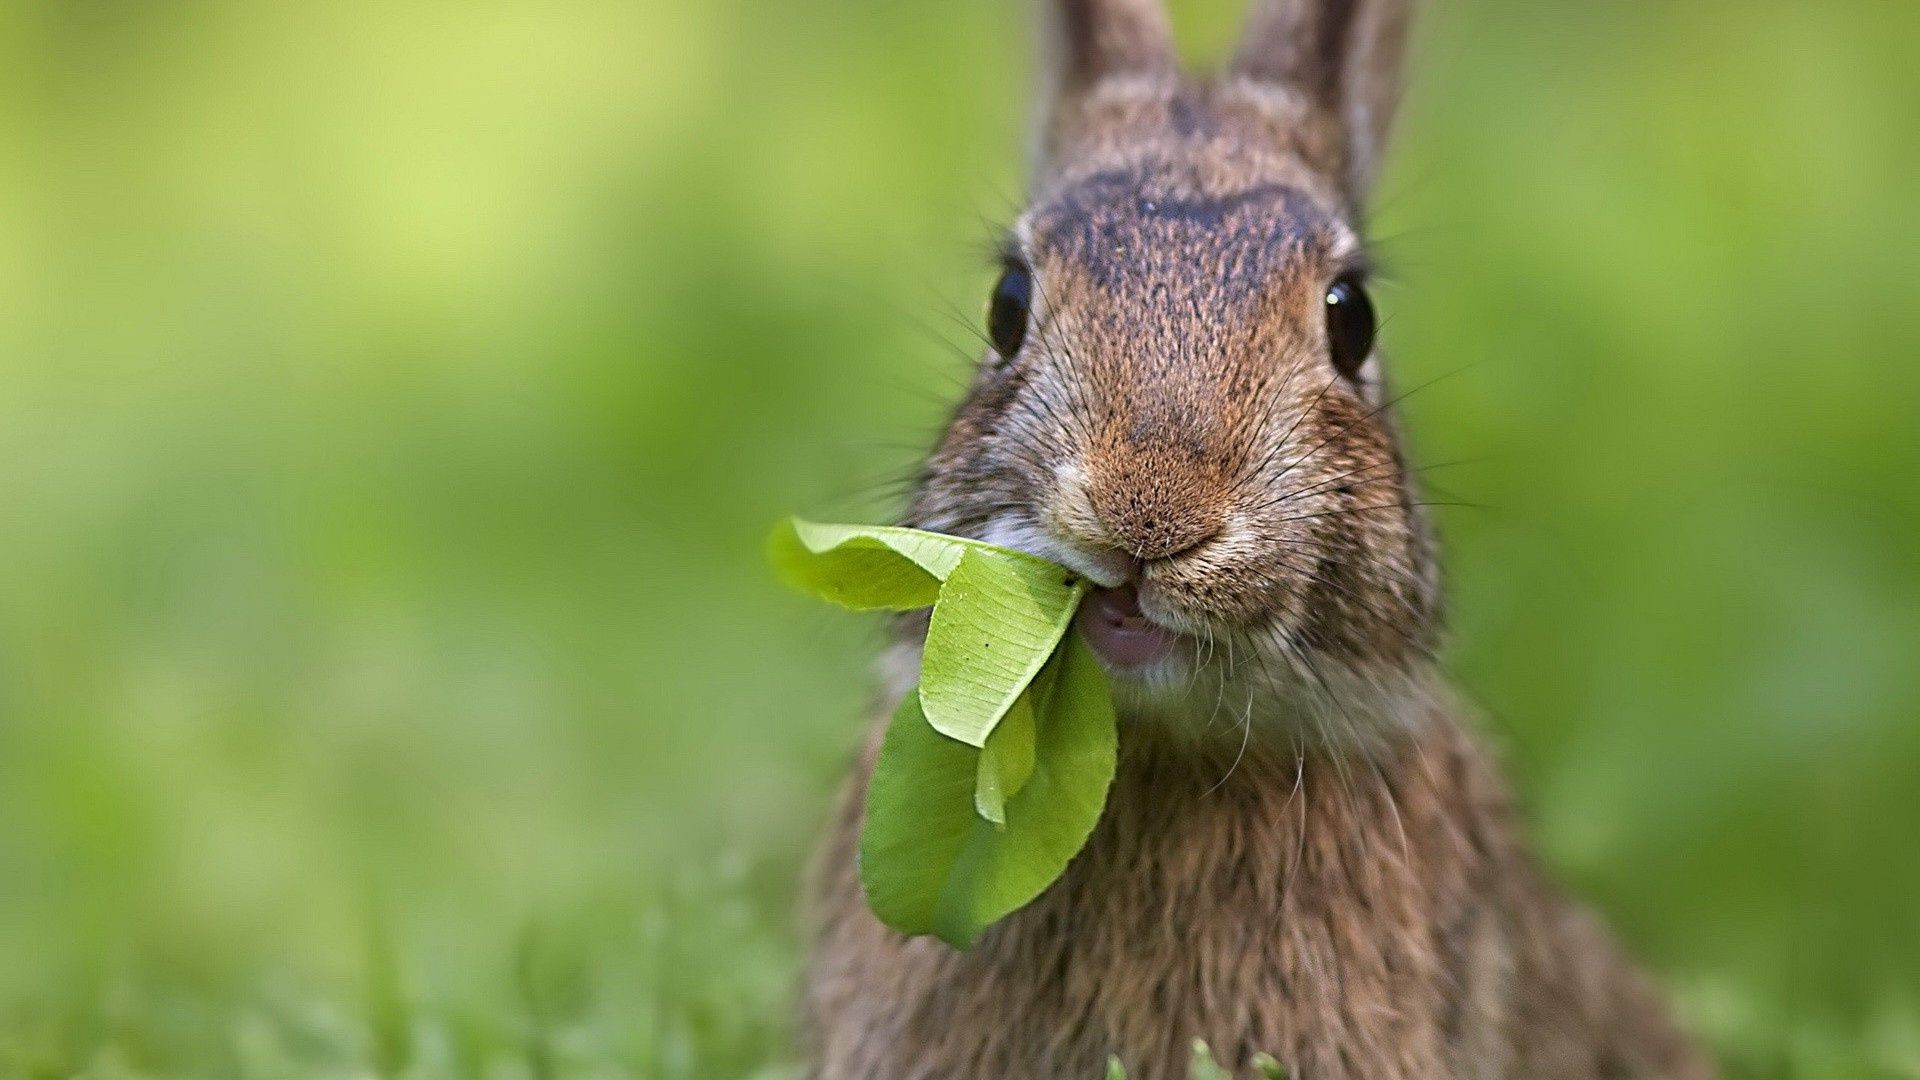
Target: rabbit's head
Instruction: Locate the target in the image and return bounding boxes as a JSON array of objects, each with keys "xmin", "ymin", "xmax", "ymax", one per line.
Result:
[{"xmin": 908, "ymin": 0, "xmax": 1440, "ymax": 747}]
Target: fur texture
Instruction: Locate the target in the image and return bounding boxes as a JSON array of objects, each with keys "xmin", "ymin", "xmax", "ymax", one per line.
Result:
[
  {"xmin": 802, "ymin": 1, "xmax": 1712, "ymax": 1075},
  {"xmin": 807, "ymin": 716, "xmax": 1711, "ymax": 1079}
]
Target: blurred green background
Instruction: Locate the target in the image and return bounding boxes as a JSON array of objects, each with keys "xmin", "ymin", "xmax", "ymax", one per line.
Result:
[{"xmin": 1, "ymin": 0, "xmax": 1916, "ymax": 1076}]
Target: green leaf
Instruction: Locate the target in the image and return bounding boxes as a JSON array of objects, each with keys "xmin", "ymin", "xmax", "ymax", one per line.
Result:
[
  {"xmin": 859, "ymin": 635, "xmax": 1117, "ymax": 948},
  {"xmin": 1189, "ymin": 1041, "xmax": 1231, "ymax": 1080},
  {"xmin": 1252, "ymin": 1052, "xmax": 1290, "ymax": 1079},
  {"xmin": 1105, "ymin": 1055, "xmax": 1127, "ymax": 1080},
  {"xmin": 858, "ymin": 689, "xmax": 978, "ymax": 938},
  {"xmin": 775, "ymin": 517, "xmax": 1116, "ymax": 946},
  {"xmin": 920, "ymin": 546, "xmax": 1085, "ymax": 746},
  {"xmin": 766, "ymin": 518, "xmax": 969, "ymax": 611},
  {"xmin": 974, "ymin": 680, "xmax": 1038, "ymax": 828}
]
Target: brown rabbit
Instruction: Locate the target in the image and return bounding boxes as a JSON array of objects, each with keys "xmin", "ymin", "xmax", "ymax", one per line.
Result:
[{"xmin": 803, "ymin": 1, "xmax": 1715, "ymax": 1077}]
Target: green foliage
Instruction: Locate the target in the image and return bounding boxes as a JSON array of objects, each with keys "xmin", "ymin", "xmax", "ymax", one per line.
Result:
[
  {"xmin": 772, "ymin": 519, "xmax": 1116, "ymax": 947},
  {"xmin": 974, "ymin": 666, "xmax": 1039, "ymax": 826},
  {"xmin": 769, "ymin": 518, "xmax": 1088, "ymax": 746},
  {"xmin": 1103, "ymin": 1042, "xmax": 1290, "ymax": 1079},
  {"xmin": 1189, "ymin": 1039, "xmax": 1233, "ymax": 1080},
  {"xmin": 767, "ymin": 518, "xmax": 961, "ymax": 611},
  {"xmin": 920, "ymin": 547, "xmax": 1084, "ymax": 747},
  {"xmin": 862, "ymin": 638, "xmax": 1115, "ymax": 947}
]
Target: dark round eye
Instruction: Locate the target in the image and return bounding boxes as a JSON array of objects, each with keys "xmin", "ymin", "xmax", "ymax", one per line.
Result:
[
  {"xmin": 987, "ymin": 263, "xmax": 1032, "ymax": 359},
  {"xmin": 1324, "ymin": 273, "xmax": 1376, "ymax": 378}
]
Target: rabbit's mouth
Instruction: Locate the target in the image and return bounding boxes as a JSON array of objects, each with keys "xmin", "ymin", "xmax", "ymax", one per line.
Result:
[{"xmin": 1077, "ymin": 585, "xmax": 1184, "ymax": 672}]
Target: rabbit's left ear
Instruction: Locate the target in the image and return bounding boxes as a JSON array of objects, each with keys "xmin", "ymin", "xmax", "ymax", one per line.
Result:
[
  {"xmin": 1233, "ymin": 0, "xmax": 1414, "ymax": 203},
  {"xmin": 1035, "ymin": 0, "xmax": 1177, "ymax": 170}
]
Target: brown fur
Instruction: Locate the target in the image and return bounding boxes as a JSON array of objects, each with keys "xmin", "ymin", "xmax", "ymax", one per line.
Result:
[
  {"xmin": 807, "ymin": 717, "xmax": 1710, "ymax": 1079},
  {"xmin": 802, "ymin": 1, "xmax": 1713, "ymax": 1075}
]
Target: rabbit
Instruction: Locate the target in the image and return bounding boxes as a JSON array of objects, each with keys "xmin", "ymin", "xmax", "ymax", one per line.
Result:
[{"xmin": 802, "ymin": 1, "xmax": 1715, "ymax": 1077}]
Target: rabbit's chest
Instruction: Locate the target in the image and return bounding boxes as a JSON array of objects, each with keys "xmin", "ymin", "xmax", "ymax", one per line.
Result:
[{"xmin": 806, "ymin": 733, "xmax": 1505, "ymax": 1079}]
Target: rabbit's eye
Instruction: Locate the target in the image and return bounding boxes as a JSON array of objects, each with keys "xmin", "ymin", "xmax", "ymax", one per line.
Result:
[
  {"xmin": 1324, "ymin": 274, "xmax": 1376, "ymax": 379},
  {"xmin": 987, "ymin": 264, "xmax": 1032, "ymax": 359}
]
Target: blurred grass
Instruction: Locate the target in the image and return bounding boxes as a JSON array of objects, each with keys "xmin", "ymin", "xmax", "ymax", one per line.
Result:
[{"xmin": 0, "ymin": 0, "xmax": 1915, "ymax": 1076}]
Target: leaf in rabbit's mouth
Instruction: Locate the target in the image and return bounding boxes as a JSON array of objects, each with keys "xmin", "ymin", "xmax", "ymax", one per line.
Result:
[
  {"xmin": 768, "ymin": 518, "xmax": 1118, "ymax": 948},
  {"xmin": 1077, "ymin": 585, "xmax": 1182, "ymax": 671}
]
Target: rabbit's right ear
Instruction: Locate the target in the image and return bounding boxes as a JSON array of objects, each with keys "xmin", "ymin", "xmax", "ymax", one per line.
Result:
[
  {"xmin": 1035, "ymin": 0, "xmax": 1177, "ymax": 169},
  {"xmin": 1233, "ymin": 0, "xmax": 1414, "ymax": 203}
]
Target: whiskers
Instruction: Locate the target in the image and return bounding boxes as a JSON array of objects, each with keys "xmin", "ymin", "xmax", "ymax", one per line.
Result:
[{"xmin": 1160, "ymin": 603, "xmax": 1436, "ymax": 764}]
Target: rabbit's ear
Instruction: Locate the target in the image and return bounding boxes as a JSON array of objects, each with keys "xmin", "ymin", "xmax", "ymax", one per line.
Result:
[
  {"xmin": 1036, "ymin": 0, "xmax": 1176, "ymax": 162},
  {"xmin": 1044, "ymin": 0, "xmax": 1175, "ymax": 90},
  {"xmin": 1232, "ymin": 0, "xmax": 1413, "ymax": 200}
]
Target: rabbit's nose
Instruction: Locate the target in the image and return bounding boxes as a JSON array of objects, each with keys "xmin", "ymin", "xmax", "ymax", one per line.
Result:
[
  {"xmin": 1090, "ymin": 498, "xmax": 1219, "ymax": 562},
  {"xmin": 1082, "ymin": 451, "xmax": 1227, "ymax": 564},
  {"xmin": 1045, "ymin": 452, "xmax": 1225, "ymax": 573}
]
